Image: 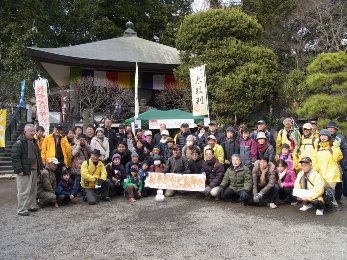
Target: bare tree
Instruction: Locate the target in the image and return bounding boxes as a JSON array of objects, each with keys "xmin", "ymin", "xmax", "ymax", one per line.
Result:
[
  {"xmin": 71, "ymin": 77, "xmax": 134, "ymax": 122},
  {"xmin": 155, "ymin": 83, "xmax": 192, "ymax": 111}
]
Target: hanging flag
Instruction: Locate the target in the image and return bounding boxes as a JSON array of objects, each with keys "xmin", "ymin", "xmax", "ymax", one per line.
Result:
[
  {"xmin": 18, "ymin": 80, "xmax": 26, "ymax": 108},
  {"xmin": 34, "ymin": 78, "xmax": 50, "ymax": 134},
  {"xmin": 0, "ymin": 110, "xmax": 6, "ymax": 148},
  {"xmin": 190, "ymin": 65, "xmax": 209, "ymax": 116},
  {"xmin": 134, "ymin": 62, "xmax": 139, "ymax": 119}
]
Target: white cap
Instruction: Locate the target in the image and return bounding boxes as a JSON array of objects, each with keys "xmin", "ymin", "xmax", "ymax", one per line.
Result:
[
  {"xmin": 48, "ymin": 157, "xmax": 60, "ymax": 164},
  {"xmin": 303, "ymin": 123, "xmax": 312, "ymax": 130},
  {"xmin": 144, "ymin": 130, "xmax": 152, "ymax": 136},
  {"xmin": 207, "ymin": 135, "xmax": 216, "ymax": 140},
  {"xmin": 256, "ymin": 132, "xmax": 267, "ymax": 140},
  {"xmin": 161, "ymin": 130, "xmax": 169, "ymax": 136}
]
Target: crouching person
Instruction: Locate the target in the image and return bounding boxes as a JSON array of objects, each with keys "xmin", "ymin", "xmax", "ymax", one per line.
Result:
[
  {"xmin": 202, "ymin": 148, "xmax": 224, "ymax": 199},
  {"xmin": 124, "ymin": 167, "xmax": 142, "ymax": 203},
  {"xmin": 56, "ymin": 168, "xmax": 77, "ymax": 205},
  {"xmin": 106, "ymin": 153, "xmax": 126, "ymax": 197},
  {"xmin": 294, "ymin": 157, "xmax": 325, "ymax": 216},
  {"xmin": 213, "ymin": 154, "xmax": 252, "ymax": 204},
  {"xmin": 81, "ymin": 149, "xmax": 110, "ymax": 205},
  {"xmin": 37, "ymin": 157, "xmax": 59, "ymax": 208},
  {"xmin": 252, "ymin": 157, "xmax": 279, "ymax": 209}
]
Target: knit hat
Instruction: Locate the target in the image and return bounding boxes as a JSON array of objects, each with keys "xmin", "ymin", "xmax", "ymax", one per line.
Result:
[
  {"xmin": 95, "ymin": 127, "xmax": 104, "ymax": 133},
  {"xmin": 112, "ymin": 153, "xmax": 121, "ymax": 160},
  {"xmin": 319, "ymin": 129, "xmax": 331, "ymax": 138},
  {"xmin": 152, "ymin": 145, "xmax": 161, "ymax": 151},
  {"xmin": 131, "ymin": 152, "xmax": 139, "ymax": 157}
]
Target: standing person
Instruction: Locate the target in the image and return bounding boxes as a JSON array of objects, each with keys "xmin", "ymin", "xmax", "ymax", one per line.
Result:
[
  {"xmin": 37, "ymin": 157, "xmax": 60, "ymax": 208},
  {"xmin": 326, "ymin": 121, "xmax": 347, "ymax": 205},
  {"xmin": 182, "ymin": 135, "xmax": 201, "ymax": 160},
  {"xmin": 144, "ymin": 130, "xmax": 155, "ymax": 151},
  {"xmin": 298, "ymin": 123, "xmax": 317, "ymax": 163},
  {"xmin": 74, "ymin": 126, "xmax": 83, "ymax": 139},
  {"xmin": 201, "ymin": 148, "xmax": 225, "ymax": 198},
  {"xmin": 294, "ymin": 157, "xmax": 325, "ymax": 216},
  {"xmin": 71, "ymin": 134, "xmax": 92, "ymax": 195},
  {"xmin": 90, "ymin": 127, "xmax": 109, "ymax": 163},
  {"xmin": 103, "ymin": 118, "xmax": 117, "ymax": 160},
  {"xmin": 85, "ymin": 124, "xmax": 95, "ymax": 144},
  {"xmin": 194, "ymin": 125, "xmax": 208, "ymax": 150},
  {"xmin": 12, "ymin": 123, "xmax": 44, "ymax": 216},
  {"xmin": 64, "ymin": 128, "xmax": 76, "ymax": 169},
  {"xmin": 41, "ymin": 125, "xmax": 69, "ymax": 183},
  {"xmin": 163, "ymin": 145, "xmax": 190, "ymax": 197},
  {"xmin": 125, "ymin": 130, "xmax": 136, "ymax": 153},
  {"xmin": 206, "ymin": 122, "xmax": 223, "ymax": 144},
  {"xmin": 162, "ymin": 137, "xmax": 175, "ymax": 161},
  {"xmin": 158, "ymin": 130, "xmax": 170, "ymax": 159},
  {"xmin": 115, "ymin": 124, "xmax": 126, "ymax": 144},
  {"xmin": 251, "ymin": 158, "xmax": 278, "ymax": 209},
  {"xmin": 214, "ymin": 154, "xmax": 252, "ymax": 204},
  {"xmin": 81, "ymin": 149, "xmax": 110, "ymax": 205},
  {"xmin": 256, "ymin": 132, "xmax": 275, "ymax": 162},
  {"xmin": 174, "ymin": 123, "xmax": 191, "ymax": 148},
  {"xmin": 203, "ymin": 135, "xmax": 224, "ymax": 164},
  {"xmin": 315, "ymin": 129, "xmax": 342, "ymax": 207},
  {"xmin": 221, "ymin": 126, "xmax": 239, "ymax": 167},
  {"xmin": 238, "ymin": 127, "xmax": 257, "ymax": 169},
  {"xmin": 276, "ymin": 118, "xmax": 301, "ymax": 155},
  {"xmin": 251, "ymin": 120, "xmax": 276, "ymax": 152},
  {"xmin": 153, "ymin": 123, "xmax": 167, "ymax": 145},
  {"xmin": 310, "ymin": 121, "xmax": 319, "ymax": 138},
  {"xmin": 110, "ymin": 141, "xmax": 131, "ymax": 168},
  {"xmin": 35, "ymin": 126, "xmax": 45, "ymax": 152}
]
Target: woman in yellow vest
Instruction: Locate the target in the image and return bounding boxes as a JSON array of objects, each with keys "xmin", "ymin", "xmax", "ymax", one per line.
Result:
[{"xmin": 298, "ymin": 123, "xmax": 318, "ymax": 163}]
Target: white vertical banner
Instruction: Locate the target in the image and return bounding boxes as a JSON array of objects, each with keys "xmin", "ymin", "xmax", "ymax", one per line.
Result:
[
  {"xmin": 190, "ymin": 65, "xmax": 209, "ymax": 116},
  {"xmin": 34, "ymin": 78, "xmax": 50, "ymax": 134},
  {"xmin": 134, "ymin": 62, "xmax": 139, "ymax": 119}
]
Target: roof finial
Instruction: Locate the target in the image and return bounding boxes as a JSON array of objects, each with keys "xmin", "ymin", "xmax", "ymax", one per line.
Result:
[{"xmin": 123, "ymin": 21, "xmax": 137, "ymax": 37}]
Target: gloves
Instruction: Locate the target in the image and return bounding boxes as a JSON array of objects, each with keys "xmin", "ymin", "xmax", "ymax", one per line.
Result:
[
  {"xmin": 257, "ymin": 191, "xmax": 264, "ymax": 199},
  {"xmin": 201, "ymin": 172, "xmax": 206, "ymax": 176},
  {"xmin": 253, "ymin": 191, "xmax": 264, "ymax": 203},
  {"xmin": 203, "ymin": 186, "xmax": 211, "ymax": 195},
  {"xmin": 239, "ymin": 190, "xmax": 249, "ymax": 201},
  {"xmin": 95, "ymin": 178, "xmax": 102, "ymax": 189}
]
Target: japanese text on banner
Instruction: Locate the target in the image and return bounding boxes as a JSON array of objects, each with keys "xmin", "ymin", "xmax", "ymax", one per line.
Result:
[
  {"xmin": 145, "ymin": 172, "xmax": 206, "ymax": 191},
  {"xmin": 190, "ymin": 65, "xmax": 208, "ymax": 116},
  {"xmin": 34, "ymin": 79, "xmax": 50, "ymax": 133}
]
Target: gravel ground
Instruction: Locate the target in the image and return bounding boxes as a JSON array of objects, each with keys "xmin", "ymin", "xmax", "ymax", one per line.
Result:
[{"xmin": 0, "ymin": 179, "xmax": 346, "ymax": 260}]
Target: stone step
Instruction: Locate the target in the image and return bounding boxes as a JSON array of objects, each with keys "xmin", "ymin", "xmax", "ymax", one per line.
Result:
[
  {"xmin": 0, "ymin": 170, "xmax": 14, "ymax": 176},
  {"xmin": 0, "ymin": 160, "xmax": 12, "ymax": 165},
  {"xmin": 0, "ymin": 157, "xmax": 11, "ymax": 161},
  {"xmin": 0, "ymin": 153, "xmax": 11, "ymax": 157},
  {"xmin": 0, "ymin": 165, "xmax": 13, "ymax": 171}
]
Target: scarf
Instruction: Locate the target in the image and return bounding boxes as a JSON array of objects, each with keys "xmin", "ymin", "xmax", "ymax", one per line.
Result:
[
  {"xmin": 96, "ymin": 136, "xmax": 104, "ymax": 142},
  {"xmin": 257, "ymin": 139, "xmax": 269, "ymax": 154},
  {"xmin": 278, "ymin": 169, "xmax": 286, "ymax": 181},
  {"xmin": 27, "ymin": 139, "xmax": 37, "ymax": 163},
  {"xmin": 67, "ymin": 137, "xmax": 75, "ymax": 146}
]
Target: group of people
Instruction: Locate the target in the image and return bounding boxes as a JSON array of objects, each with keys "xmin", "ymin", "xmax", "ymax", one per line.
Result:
[{"xmin": 12, "ymin": 117, "xmax": 347, "ymax": 216}]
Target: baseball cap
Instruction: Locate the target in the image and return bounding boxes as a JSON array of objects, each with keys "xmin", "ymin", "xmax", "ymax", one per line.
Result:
[
  {"xmin": 207, "ymin": 135, "xmax": 216, "ymax": 140},
  {"xmin": 299, "ymin": 157, "xmax": 312, "ymax": 164},
  {"xmin": 257, "ymin": 120, "xmax": 266, "ymax": 125},
  {"xmin": 54, "ymin": 125, "xmax": 62, "ymax": 130},
  {"xmin": 302, "ymin": 123, "xmax": 312, "ymax": 130},
  {"xmin": 48, "ymin": 157, "xmax": 60, "ymax": 164},
  {"xmin": 161, "ymin": 130, "xmax": 169, "ymax": 136},
  {"xmin": 144, "ymin": 130, "xmax": 152, "ymax": 136}
]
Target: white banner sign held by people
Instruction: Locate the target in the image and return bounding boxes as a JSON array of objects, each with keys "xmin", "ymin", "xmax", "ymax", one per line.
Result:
[
  {"xmin": 190, "ymin": 65, "xmax": 208, "ymax": 116},
  {"xmin": 34, "ymin": 78, "xmax": 50, "ymax": 134},
  {"xmin": 145, "ymin": 172, "xmax": 206, "ymax": 191},
  {"xmin": 149, "ymin": 119, "xmax": 194, "ymax": 129}
]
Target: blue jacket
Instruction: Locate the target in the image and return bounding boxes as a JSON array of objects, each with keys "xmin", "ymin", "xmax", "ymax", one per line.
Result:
[{"xmin": 56, "ymin": 179, "xmax": 76, "ymax": 196}]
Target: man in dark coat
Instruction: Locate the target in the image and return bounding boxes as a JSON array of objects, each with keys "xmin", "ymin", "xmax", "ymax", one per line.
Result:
[
  {"xmin": 103, "ymin": 118, "xmax": 117, "ymax": 161},
  {"xmin": 12, "ymin": 124, "xmax": 44, "ymax": 216}
]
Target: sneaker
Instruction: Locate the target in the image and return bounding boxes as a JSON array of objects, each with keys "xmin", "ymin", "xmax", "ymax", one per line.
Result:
[
  {"xmin": 290, "ymin": 201, "xmax": 298, "ymax": 206},
  {"xmin": 316, "ymin": 209, "xmax": 324, "ymax": 216},
  {"xmin": 128, "ymin": 198, "xmax": 136, "ymax": 203},
  {"xmin": 269, "ymin": 203, "xmax": 277, "ymax": 209},
  {"xmin": 299, "ymin": 204, "xmax": 313, "ymax": 211},
  {"xmin": 18, "ymin": 211, "xmax": 29, "ymax": 216},
  {"xmin": 101, "ymin": 196, "xmax": 111, "ymax": 202}
]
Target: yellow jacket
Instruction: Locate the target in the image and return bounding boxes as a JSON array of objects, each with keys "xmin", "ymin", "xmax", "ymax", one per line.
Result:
[
  {"xmin": 64, "ymin": 136, "xmax": 77, "ymax": 168},
  {"xmin": 276, "ymin": 128, "xmax": 301, "ymax": 155},
  {"xmin": 294, "ymin": 169, "xmax": 324, "ymax": 202},
  {"xmin": 35, "ymin": 135, "xmax": 45, "ymax": 151},
  {"xmin": 314, "ymin": 142, "xmax": 342, "ymax": 183},
  {"xmin": 80, "ymin": 159, "xmax": 107, "ymax": 188},
  {"xmin": 298, "ymin": 135, "xmax": 318, "ymax": 162},
  {"xmin": 203, "ymin": 144, "xmax": 224, "ymax": 164},
  {"xmin": 41, "ymin": 134, "xmax": 70, "ymax": 167}
]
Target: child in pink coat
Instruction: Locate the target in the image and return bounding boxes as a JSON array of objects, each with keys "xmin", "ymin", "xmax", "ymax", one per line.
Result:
[{"xmin": 277, "ymin": 159, "xmax": 297, "ymax": 205}]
